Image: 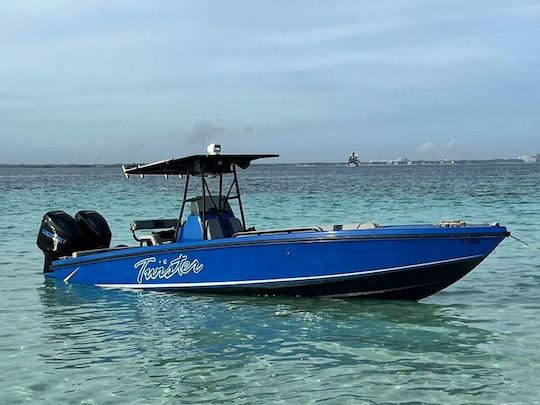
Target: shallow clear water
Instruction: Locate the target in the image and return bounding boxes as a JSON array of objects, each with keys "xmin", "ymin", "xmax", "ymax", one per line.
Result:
[{"xmin": 1, "ymin": 164, "xmax": 539, "ymax": 404}]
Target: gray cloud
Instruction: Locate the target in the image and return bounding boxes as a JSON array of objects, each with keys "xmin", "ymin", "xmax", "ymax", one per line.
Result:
[
  {"xmin": 187, "ymin": 120, "xmax": 255, "ymax": 148},
  {"xmin": 418, "ymin": 139, "xmax": 456, "ymax": 152},
  {"xmin": 188, "ymin": 119, "xmax": 225, "ymax": 146},
  {"xmin": 0, "ymin": 0, "xmax": 538, "ymax": 163}
]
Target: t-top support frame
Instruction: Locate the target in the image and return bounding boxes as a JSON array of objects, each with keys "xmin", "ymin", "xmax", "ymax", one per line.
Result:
[{"xmin": 177, "ymin": 164, "xmax": 246, "ymax": 240}]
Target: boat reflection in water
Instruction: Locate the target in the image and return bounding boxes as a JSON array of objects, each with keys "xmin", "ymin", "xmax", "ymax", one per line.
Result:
[{"xmin": 38, "ymin": 277, "xmax": 502, "ymax": 368}]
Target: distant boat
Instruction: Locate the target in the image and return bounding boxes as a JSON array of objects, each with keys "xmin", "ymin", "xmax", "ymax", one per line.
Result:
[{"xmin": 347, "ymin": 150, "xmax": 360, "ymax": 167}]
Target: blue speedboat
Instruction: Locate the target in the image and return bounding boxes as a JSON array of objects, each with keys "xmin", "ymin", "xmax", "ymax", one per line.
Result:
[{"xmin": 37, "ymin": 144, "xmax": 509, "ymax": 300}]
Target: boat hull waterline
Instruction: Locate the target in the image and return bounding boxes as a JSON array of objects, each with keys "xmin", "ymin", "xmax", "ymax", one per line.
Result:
[{"xmin": 46, "ymin": 226, "xmax": 508, "ymax": 300}]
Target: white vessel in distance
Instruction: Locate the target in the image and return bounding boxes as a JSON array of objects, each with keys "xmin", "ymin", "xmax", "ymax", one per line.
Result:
[{"xmin": 347, "ymin": 150, "xmax": 360, "ymax": 167}]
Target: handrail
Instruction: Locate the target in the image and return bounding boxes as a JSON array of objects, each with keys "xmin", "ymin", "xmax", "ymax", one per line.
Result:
[
  {"xmin": 130, "ymin": 219, "xmax": 178, "ymax": 231},
  {"xmin": 232, "ymin": 227, "xmax": 322, "ymax": 238}
]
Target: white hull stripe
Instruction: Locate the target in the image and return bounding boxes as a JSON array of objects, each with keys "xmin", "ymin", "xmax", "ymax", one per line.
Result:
[
  {"xmin": 63, "ymin": 267, "xmax": 80, "ymax": 283},
  {"xmin": 93, "ymin": 255, "xmax": 484, "ymax": 290}
]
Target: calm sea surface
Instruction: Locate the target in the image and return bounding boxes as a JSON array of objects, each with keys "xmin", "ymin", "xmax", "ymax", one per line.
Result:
[{"xmin": 1, "ymin": 164, "xmax": 539, "ymax": 404}]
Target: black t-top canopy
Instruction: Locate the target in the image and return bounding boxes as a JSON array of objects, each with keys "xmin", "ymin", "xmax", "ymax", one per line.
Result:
[{"xmin": 122, "ymin": 154, "xmax": 278, "ymax": 176}]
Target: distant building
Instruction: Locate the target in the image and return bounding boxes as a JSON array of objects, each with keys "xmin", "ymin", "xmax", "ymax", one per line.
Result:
[{"xmin": 519, "ymin": 155, "xmax": 536, "ymax": 163}]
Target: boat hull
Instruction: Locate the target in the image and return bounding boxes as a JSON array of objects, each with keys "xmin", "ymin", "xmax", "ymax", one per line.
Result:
[
  {"xmin": 46, "ymin": 225, "xmax": 508, "ymax": 300},
  {"xmin": 137, "ymin": 255, "xmax": 484, "ymax": 300}
]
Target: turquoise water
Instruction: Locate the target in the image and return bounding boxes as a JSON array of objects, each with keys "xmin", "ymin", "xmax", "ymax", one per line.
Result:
[{"xmin": 1, "ymin": 164, "xmax": 539, "ymax": 404}]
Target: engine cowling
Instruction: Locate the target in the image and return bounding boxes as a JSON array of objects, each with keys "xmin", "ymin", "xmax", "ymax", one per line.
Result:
[
  {"xmin": 37, "ymin": 211, "xmax": 84, "ymax": 272},
  {"xmin": 76, "ymin": 210, "xmax": 112, "ymax": 251}
]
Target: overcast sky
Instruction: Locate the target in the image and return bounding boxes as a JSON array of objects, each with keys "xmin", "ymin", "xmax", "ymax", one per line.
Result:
[{"xmin": 1, "ymin": 0, "xmax": 539, "ymax": 163}]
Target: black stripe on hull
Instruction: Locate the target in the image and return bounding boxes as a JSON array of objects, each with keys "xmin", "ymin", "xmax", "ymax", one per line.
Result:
[{"xmin": 156, "ymin": 256, "xmax": 486, "ymax": 301}]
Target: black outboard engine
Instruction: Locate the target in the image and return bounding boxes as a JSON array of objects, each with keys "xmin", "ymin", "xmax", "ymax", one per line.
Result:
[
  {"xmin": 37, "ymin": 211, "xmax": 84, "ymax": 272},
  {"xmin": 75, "ymin": 210, "xmax": 112, "ymax": 250},
  {"xmin": 37, "ymin": 210, "xmax": 112, "ymax": 273}
]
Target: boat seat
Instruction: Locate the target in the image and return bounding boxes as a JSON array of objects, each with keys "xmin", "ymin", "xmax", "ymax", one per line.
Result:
[
  {"xmin": 191, "ymin": 196, "xmax": 233, "ymax": 218},
  {"xmin": 321, "ymin": 222, "xmax": 380, "ymax": 231},
  {"xmin": 130, "ymin": 218, "xmax": 178, "ymax": 245},
  {"xmin": 206, "ymin": 219, "xmax": 225, "ymax": 240},
  {"xmin": 149, "ymin": 234, "xmax": 169, "ymax": 246},
  {"xmin": 228, "ymin": 217, "xmax": 244, "ymax": 234},
  {"xmin": 149, "ymin": 229, "xmax": 176, "ymax": 245},
  {"xmin": 205, "ymin": 217, "xmax": 245, "ymax": 240}
]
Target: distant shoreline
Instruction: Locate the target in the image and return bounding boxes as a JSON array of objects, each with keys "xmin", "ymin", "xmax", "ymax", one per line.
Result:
[{"xmin": 0, "ymin": 159, "xmax": 537, "ymax": 168}]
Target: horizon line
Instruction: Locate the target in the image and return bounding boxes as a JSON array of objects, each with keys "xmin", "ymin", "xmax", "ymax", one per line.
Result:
[{"xmin": 0, "ymin": 158, "xmax": 534, "ymax": 167}]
